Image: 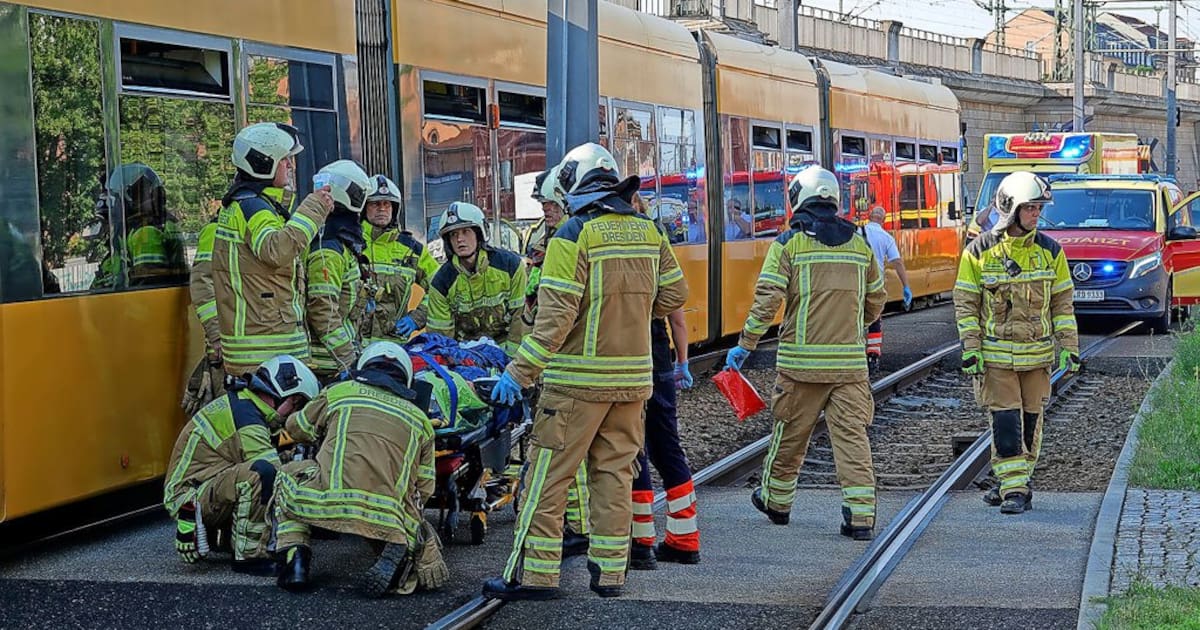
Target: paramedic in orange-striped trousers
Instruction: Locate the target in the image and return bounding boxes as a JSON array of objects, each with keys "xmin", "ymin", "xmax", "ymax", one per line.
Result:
[{"xmin": 629, "ymin": 309, "xmax": 700, "ymax": 569}]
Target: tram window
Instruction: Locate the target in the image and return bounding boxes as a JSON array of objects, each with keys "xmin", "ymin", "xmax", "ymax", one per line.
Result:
[
  {"xmin": 30, "ymin": 14, "xmax": 107, "ymax": 296},
  {"xmin": 751, "ymin": 151, "xmax": 785, "ymax": 238},
  {"xmin": 247, "ymin": 56, "xmax": 334, "ymax": 110},
  {"xmin": 919, "ymin": 145, "xmax": 939, "ymax": 162},
  {"xmin": 498, "ymin": 91, "xmax": 545, "ymax": 127},
  {"xmin": 787, "ymin": 129, "xmax": 812, "ymax": 153},
  {"xmin": 495, "ymin": 128, "xmax": 546, "ymax": 228},
  {"xmin": 658, "ymin": 106, "xmax": 703, "ymax": 245},
  {"xmin": 842, "ymin": 135, "xmax": 866, "ymax": 157},
  {"xmin": 896, "ymin": 142, "xmax": 916, "ymax": 161},
  {"xmin": 247, "ymin": 54, "xmax": 340, "ymax": 199},
  {"xmin": 941, "ymin": 146, "xmax": 959, "ymax": 164},
  {"xmin": 119, "ymin": 96, "xmax": 235, "ymax": 285},
  {"xmin": 423, "ymin": 80, "xmax": 486, "ymax": 124},
  {"xmin": 119, "ymin": 38, "xmax": 230, "ymax": 98},
  {"xmin": 599, "ymin": 102, "xmax": 608, "ymax": 140},
  {"xmin": 752, "ymin": 125, "xmax": 781, "ymax": 150},
  {"xmin": 614, "ymin": 106, "xmax": 654, "ymax": 141},
  {"xmin": 723, "ymin": 116, "xmax": 751, "ymax": 242}
]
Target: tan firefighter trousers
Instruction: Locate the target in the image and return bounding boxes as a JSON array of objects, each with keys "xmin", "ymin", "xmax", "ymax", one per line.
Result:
[
  {"xmin": 502, "ymin": 386, "xmax": 645, "ymax": 588},
  {"xmin": 760, "ymin": 376, "xmax": 877, "ymax": 528}
]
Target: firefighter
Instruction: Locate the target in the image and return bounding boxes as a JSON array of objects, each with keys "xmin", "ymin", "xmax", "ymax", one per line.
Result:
[
  {"xmin": 726, "ymin": 165, "xmax": 887, "ymax": 541},
  {"xmin": 524, "ymin": 166, "xmax": 590, "ymax": 558},
  {"xmin": 274, "ymin": 341, "xmax": 446, "ymax": 596},
  {"xmin": 304, "ymin": 160, "xmax": 373, "ymax": 381},
  {"xmin": 212, "ymin": 122, "xmax": 334, "ymax": 377},
  {"xmin": 629, "ymin": 193, "xmax": 700, "ymax": 569},
  {"xmin": 862, "ymin": 206, "xmax": 912, "ymax": 373},
  {"xmin": 953, "ymin": 171, "xmax": 1079, "ymax": 515},
  {"xmin": 360, "ymin": 174, "xmax": 439, "ymax": 345},
  {"xmin": 163, "ymin": 355, "xmax": 320, "ymax": 575},
  {"xmin": 483, "ymin": 142, "xmax": 688, "ymax": 600},
  {"xmin": 424, "ymin": 201, "xmax": 527, "ymax": 354}
]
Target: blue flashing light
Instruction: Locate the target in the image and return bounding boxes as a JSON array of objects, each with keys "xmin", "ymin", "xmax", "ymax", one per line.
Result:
[
  {"xmin": 834, "ymin": 161, "xmax": 869, "ymax": 174},
  {"xmin": 1057, "ymin": 135, "xmax": 1092, "ymax": 160},
  {"xmin": 987, "ymin": 136, "xmax": 1013, "ymax": 159},
  {"xmin": 1102, "ymin": 263, "xmax": 1115, "ymax": 273}
]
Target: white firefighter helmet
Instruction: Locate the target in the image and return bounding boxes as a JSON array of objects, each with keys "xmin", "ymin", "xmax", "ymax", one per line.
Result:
[
  {"xmin": 533, "ymin": 166, "xmax": 565, "ymax": 207},
  {"xmin": 555, "ymin": 142, "xmax": 621, "ymax": 196},
  {"xmin": 232, "ymin": 122, "xmax": 303, "ymax": 179},
  {"xmin": 250, "ymin": 355, "xmax": 321, "ymax": 403},
  {"xmin": 437, "ymin": 201, "xmax": 487, "ymax": 241},
  {"xmin": 788, "ymin": 165, "xmax": 840, "ymax": 212},
  {"xmin": 993, "ymin": 171, "xmax": 1051, "ymax": 233},
  {"xmin": 357, "ymin": 341, "xmax": 414, "ymax": 387},
  {"xmin": 316, "ymin": 160, "xmax": 373, "ymax": 214},
  {"xmin": 367, "ymin": 174, "xmax": 402, "ymax": 206}
]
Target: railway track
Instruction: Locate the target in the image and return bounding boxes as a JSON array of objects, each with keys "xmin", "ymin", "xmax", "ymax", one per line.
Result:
[
  {"xmin": 426, "ymin": 338, "xmax": 962, "ymax": 630},
  {"xmin": 809, "ymin": 320, "xmax": 1141, "ymax": 630}
]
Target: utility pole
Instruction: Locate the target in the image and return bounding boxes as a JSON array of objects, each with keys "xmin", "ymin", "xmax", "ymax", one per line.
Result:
[
  {"xmin": 994, "ymin": 0, "xmax": 1008, "ymax": 47},
  {"xmin": 1053, "ymin": 0, "xmax": 1070, "ymax": 80},
  {"xmin": 546, "ymin": 0, "xmax": 599, "ymax": 168},
  {"xmin": 1072, "ymin": 0, "xmax": 1086, "ymax": 131},
  {"xmin": 780, "ymin": 0, "xmax": 797, "ymax": 51},
  {"xmin": 1167, "ymin": 0, "xmax": 1177, "ymax": 176}
]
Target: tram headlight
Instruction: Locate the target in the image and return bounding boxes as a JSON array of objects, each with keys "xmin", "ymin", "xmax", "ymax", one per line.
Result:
[{"xmin": 1128, "ymin": 252, "xmax": 1162, "ymax": 279}]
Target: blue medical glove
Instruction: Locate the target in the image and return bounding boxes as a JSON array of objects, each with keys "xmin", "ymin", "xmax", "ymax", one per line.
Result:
[
  {"xmin": 394, "ymin": 315, "xmax": 417, "ymax": 338},
  {"xmin": 337, "ymin": 369, "xmax": 352, "ymax": 381},
  {"xmin": 491, "ymin": 372, "xmax": 522, "ymax": 406},
  {"xmin": 902, "ymin": 286, "xmax": 913, "ymax": 309},
  {"xmin": 674, "ymin": 361, "xmax": 694, "ymax": 389},
  {"xmin": 726, "ymin": 346, "xmax": 750, "ymax": 371}
]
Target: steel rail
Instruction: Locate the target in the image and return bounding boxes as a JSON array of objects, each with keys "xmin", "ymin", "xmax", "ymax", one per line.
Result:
[
  {"xmin": 809, "ymin": 321, "xmax": 1141, "ymax": 630},
  {"xmin": 426, "ymin": 339, "xmax": 961, "ymax": 630}
]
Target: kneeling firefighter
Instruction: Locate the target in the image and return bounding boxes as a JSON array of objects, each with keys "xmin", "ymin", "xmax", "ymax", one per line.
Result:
[
  {"xmin": 163, "ymin": 355, "xmax": 320, "ymax": 574},
  {"xmin": 274, "ymin": 341, "xmax": 446, "ymax": 596}
]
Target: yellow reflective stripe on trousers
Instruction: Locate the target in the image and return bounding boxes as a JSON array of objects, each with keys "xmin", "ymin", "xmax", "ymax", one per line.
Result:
[
  {"xmin": 760, "ymin": 421, "xmax": 793, "ymax": 508},
  {"xmin": 504, "ymin": 447, "xmax": 556, "ymax": 581}
]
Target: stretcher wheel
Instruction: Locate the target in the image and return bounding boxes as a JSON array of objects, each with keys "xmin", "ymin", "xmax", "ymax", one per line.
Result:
[{"xmin": 470, "ymin": 512, "xmax": 487, "ymax": 545}]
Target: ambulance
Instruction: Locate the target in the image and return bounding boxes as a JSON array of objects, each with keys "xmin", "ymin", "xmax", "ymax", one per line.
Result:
[
  {"xmin": 1038, "ymin": 174, "xmax": 1200, "ymax": 333},
  {"xmin": 967, "ymin": 132, "xmax": 1146, "ymax": 238}
]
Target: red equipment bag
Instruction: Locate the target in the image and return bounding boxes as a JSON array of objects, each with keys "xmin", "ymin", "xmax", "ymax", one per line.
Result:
[{"xmin": 712, "ymin": 368, "xmax": 767, "ymax": 421}]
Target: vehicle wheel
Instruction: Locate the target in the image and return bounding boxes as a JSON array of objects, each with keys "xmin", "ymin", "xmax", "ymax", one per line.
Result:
[
  {"xmin": 470, "ymin": 512, "xmax": 487, "ymax": 545},
  {"xmin": 1150, "ymin": 286, "xmax": 1173, "ymax": 334}
]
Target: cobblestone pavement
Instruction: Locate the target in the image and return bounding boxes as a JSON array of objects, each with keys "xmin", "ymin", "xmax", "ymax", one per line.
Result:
[{"xmin": 1111, "ymin": 488, "xmax": 1200, "ymax": 593}]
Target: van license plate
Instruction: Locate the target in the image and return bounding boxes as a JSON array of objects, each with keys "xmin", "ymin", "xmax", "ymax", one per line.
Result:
[{"xmin": 1074, "ymin": 289, "xmax": 1104, "ymax": 302}]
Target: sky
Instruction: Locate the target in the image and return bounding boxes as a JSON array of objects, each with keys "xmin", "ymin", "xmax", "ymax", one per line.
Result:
[{"xmin": 798, "ymin": 0, "xmax": 1200, "ymax": 43}]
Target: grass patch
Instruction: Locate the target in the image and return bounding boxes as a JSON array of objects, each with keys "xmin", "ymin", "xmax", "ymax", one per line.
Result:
[
  {"xmin": 1129, "ymin": 331, "xmax": 1200, "ymax": 489},
  {"xmin": 1098, "ymin": 580, "xmax": 1200, "ymax": 630}
]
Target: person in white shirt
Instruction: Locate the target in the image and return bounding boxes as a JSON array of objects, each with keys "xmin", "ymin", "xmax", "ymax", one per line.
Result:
[{"xmin": 862, "ymin": 207, "xmax": 911, "ymax": 372}]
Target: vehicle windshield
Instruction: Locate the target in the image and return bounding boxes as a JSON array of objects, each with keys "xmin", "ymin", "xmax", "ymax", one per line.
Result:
[
  {"xmin": 1038, "ymin": 188, "xmax": 1156, "ymax": 230},
  {"xmin": 975, "ymin": 172, "xmax": 1006, "ymax": 212}
]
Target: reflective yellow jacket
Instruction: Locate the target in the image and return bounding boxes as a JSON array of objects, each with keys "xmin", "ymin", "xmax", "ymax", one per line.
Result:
[
  {"xmin": 508, "ymin": 210, "xmax": 688, "ymax": 402},
  {"xmin": 189, "ymin": 221, "xmax": 221, "ymax": 349},
  {"xmin": 305, "ymin": 235, "xmax": 363, "ymax": 374},
  {"xmin": 361, "ymin": 223, "xmax": 439, "ymax": 344},
  {"xmin": 212, "ymin": 187, "xmax": 330, "ymax": 375},
  {"xmin": 739, "ymin": 228, "xmax": 887, "ymax": 383},
  {"xmin": 425, "ymin": 246, "xmax": 527, "ymax": 354},
  {"xmin": 953, "ymin": 228, "xmax": 1079, "ymax": 370}
]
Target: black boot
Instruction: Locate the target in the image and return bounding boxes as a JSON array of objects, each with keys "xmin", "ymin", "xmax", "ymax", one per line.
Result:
[
  {"xmin": 562, "ymin": 529, "xmax": 589, "ymax": 558},
  {"xmin": 363, "ymin": 542, "xmax": 409, "ymax": 598},
  {"xmin": 840, "ymin": 507, "xmax": 874, "ymax": 541},
  {"xmin": 982, "ymin": 486, "xmax": 1002, "ymax": 506},
  {"xmin": 1000, "ymin": 492, "xmax": 1031, "ymax": 515},
  {"xmin": 482, "ymin": 577, "xmax": 560, "ymax": 601},
  {"xmin": 276, "ymin": 546, "xmax": 312, "ymax": 591},
  {"xmin": 654, "ymin": 542, "xmax": 700, "ymax": 565},
  {"xmin": 751, "ymin": 488, "xmax": 790, "ymax": 525},
  {"xmin": 629, "ymin": 542, "xmax": 658, "ymax": 570},
  {"xmin": 587, "ymin": 561, "xmax": 622, "ymax": 598}
]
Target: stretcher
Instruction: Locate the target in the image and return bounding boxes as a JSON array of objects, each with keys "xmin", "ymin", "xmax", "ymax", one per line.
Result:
[{"xmin": 412, "ymin": 359, "xmax": 530, "ymax": 545}]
